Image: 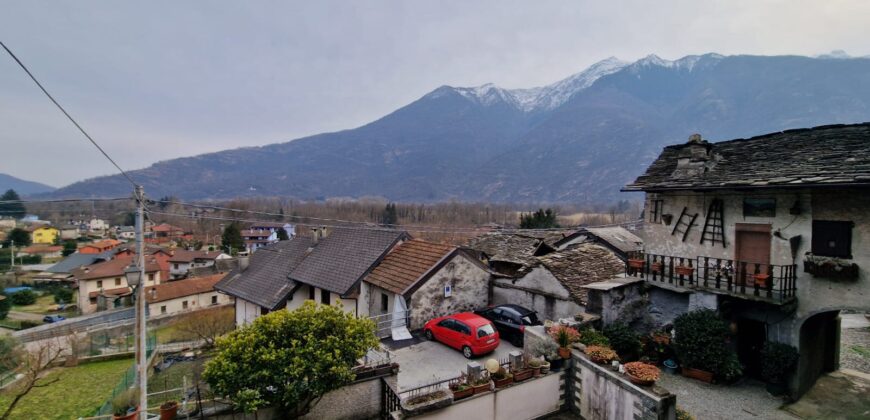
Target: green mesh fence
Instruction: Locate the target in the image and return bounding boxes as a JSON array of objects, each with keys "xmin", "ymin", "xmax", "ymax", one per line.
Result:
[{"xmin": 93, "ymin": 333, "xmax": 156, "ymax": 416}]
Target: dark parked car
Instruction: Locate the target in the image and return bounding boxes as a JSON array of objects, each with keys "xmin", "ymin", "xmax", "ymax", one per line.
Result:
[
  {"xmin": 474, "ymin": 304, "xmax": 541, "ymax": 346},
  {"xmin": 43, "ymin": 315, "xmax": 66, "ymax": 323}
]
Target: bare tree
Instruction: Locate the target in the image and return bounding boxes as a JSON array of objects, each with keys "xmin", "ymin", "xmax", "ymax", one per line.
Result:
[
  {"xmin": 1, "ymin": 341, "xmax": 65, "ymax": 420},
  {"xmin": 174, "ymin": 308, "xmax": 235, "ymax": 348}
]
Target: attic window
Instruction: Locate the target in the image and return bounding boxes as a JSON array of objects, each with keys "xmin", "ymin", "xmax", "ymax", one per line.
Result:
[
  {"xmin": 744, "ymin": 198, "xmax": 776, "ymax": 217},
  {"xmin": 811, "ymin": 220, "xmax": 853, "ymax": 258}
]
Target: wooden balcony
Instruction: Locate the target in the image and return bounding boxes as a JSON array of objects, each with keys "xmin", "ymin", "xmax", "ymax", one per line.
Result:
[{"xmin": 626, "ymin": 253, "xmax": 797, "ymax": 305}]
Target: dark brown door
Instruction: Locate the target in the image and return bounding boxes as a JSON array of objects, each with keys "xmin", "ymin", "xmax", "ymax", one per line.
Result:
[{"xmin": 735, "ymin": 224, "xmax": 771, "ymax": 285}]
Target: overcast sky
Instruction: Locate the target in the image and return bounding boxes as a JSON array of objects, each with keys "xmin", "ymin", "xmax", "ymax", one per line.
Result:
[{"xmin": 2, "ymin": 1, "xmax": 868, "ymax": 187}]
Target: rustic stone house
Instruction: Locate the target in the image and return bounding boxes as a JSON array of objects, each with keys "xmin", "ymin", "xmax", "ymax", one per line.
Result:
[
  {"xmin": 622, "ymin": 123, "xmax": 870, "ymax": 397},
  {"xmin": 553, "ymin": 226, "xmax": 643, "ymax": 261}
]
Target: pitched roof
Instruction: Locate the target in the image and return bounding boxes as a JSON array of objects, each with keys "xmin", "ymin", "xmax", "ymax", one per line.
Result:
[
  {"xmin": 81, "ymin": 239, "xmax": 121, "ymax": 250},
  {"xmin": 47, "ymin": 252, "xmax": 114, "ymax": 274},
  {"xmin": 21, "ymin": 245, "xmax": 63, "ymax": 254},
  {"xmin": 167, "ymin": 250, "xmax": 223, "ymax": 263},
  {"xmin": 288, "ymin": 229, "xmax": 408, "ymax": 295},
  {"xmin": 71, "ymin": 255, "xmax": 161, "ymax": 281},
  {"xmin": 88, "ymin": 287, "xmax": 132, "ymax": 298},
  {"xmin": 365, "ymin": 240, "xmax": 455, "ymax": 295},
  {"xmin": 465, "ymin": 232, "xmax": 563, "ymax": 266},
  {"xmin": 624, "ymin": 123, "xmax": 870, "ymax": 192},
  {"xmin": 145, "ymin": 273, "xmax": 226, "ymax": 303},
  {"xmin": 535, "ymin": 244, "xmax": 624, "ymax": 305},
  {"xmin": 241, "ymin": 229, "xmax": 272, "ymax": 238},
  {"xmin": 556, "ymin": 227, "xmax": 643, "ymax": 255},
  {"xmin": 215, "ymin": 238, "xmax": 313, "ymax": 309}
]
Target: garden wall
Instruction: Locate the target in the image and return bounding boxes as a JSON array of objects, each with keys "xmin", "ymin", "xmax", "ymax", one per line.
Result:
[{"xmin": 571, "ymin": 350, "xmax": 676, "ymax": 420}]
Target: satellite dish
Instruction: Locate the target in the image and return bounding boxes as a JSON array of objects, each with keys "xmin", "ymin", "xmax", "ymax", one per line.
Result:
[{"xmin": 484, "ymin": 359, "xmax": 500, "ymax": 373}]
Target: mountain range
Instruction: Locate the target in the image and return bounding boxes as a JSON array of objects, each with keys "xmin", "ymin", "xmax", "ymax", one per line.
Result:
[
  {"xmin": 0, "ymin": 173, "xmax": 56, "ymax": 195},
  {"xmin": 45, "ymin": 53, "xmax": 870, "ymax": 203}
]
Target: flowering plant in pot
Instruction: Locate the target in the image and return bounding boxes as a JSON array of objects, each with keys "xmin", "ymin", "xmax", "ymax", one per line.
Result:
[
  {"xmin": 585, "ymin": 345, "xmax": 618, "ymax": 364},
  {"xmin": 674, "ymin": 264, "xmax": 695, "ymax": 277},
  {"xmin": 624, "ymin": 361, "xmax": 661, "ymax": 386},
  {"xmin": 549, "ymin": 325, "xmax": 580, "ymax": 359},
  {"xmin": 650, "ymin": 261, "xmax": 664, "ymax": 273},
  {"xmin": 491, "ymin": 367, "xmax": 513, "ymax": 388}
]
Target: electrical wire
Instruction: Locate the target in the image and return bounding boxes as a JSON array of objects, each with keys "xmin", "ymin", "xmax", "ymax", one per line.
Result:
[
  {"xmin": 0, "ymin": 197, "xmax": 132, "ymax": 204},
  {"xmin": 0, "ymin": 41, "xmax": 138, "ymax": 187}
]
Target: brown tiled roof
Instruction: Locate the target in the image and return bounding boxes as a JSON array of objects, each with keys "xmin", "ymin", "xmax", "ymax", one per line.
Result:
[
  {"xmin": 88, "ymin": 287, "xmax": 132, "ymax": 298},
  {"xmin": 624, "ymin": 123, "xmax": 870, "ymax": 192},
  {"xmin": 21, "ymin": 245, "xmax": 63, "ymax": 254},
  {"xmin": 241, "ymin": 230, "xmax": 272, "ymax": 238},
  {"xmin": 71, "ymin": 255, "xmax": 160, "ymax": 281},
  {"xmin": 365, "ymin": 240, "xmax": 455, "ymax": 295},
  {"xmin": 535, "ymin": 244, "xmax": 624, "ymax": 305},
  {"xmin": 145, "ymin": 273, "xmax": 226, "ymax": 303}
]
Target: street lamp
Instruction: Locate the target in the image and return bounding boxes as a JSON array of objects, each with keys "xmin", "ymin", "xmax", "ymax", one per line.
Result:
[{"xmin": 124, "ymin": 264, "xmax": 142, "ymax": 287}]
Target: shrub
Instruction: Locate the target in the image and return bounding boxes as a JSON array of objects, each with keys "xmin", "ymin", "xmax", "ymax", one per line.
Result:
[
  {"xmin": 624, "ymin": 361, "xmax": 661, "ymax": 382},
  {"xmin": 0, "ymin": 294, "xmax": 9, "ymax": 320},
  {"xmin": 10, "ymin": 289, "xmax": 37, "ymax": 306},
  {"xmin": 603, "ymin": 323, "xmax": 643, "ymax": 361},
  {"xmin": 529, "ymin": 338, "xmax": 558, "ymax": 359},
  {"xmin": 111, "ymin": 388, "xmax": 139, "ymax": 416},
  {"xmin": 578, "ymin": 328, "xmax": 610, "ymax": 347},
  {"xmin": 673, "ymin": 309, "xmax": 742, "ymax": 381},
  {"xmin": 549, "ymin": 325, "xmax": 580, "ymax": 347},
  {"xmin": 53, "ymin": 287, "xmax": 73, "ymax": 304},
  {"xmin": 760, "ymin": 342, "xmax": 799, "ymax": 384}
]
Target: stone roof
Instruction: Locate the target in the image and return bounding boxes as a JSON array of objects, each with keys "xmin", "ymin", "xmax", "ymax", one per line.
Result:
[
  {"xmin": 145, "ymin": 273, "xmax": 226, "ymax": 303},
  {"xmin": 556, "ymin": 226, "xmax": 643, "ymax": 255},
  {"xmin": 534, "ymin": 244, "xmax": 625, "ymax": 305},
  {"xmin": 624, "ymin": 123, "xmax": 870, "ymax": 192},
  {"xmin": 465, "ymin": 232, "xmax": 564, "ymax": 266},
  {"xmin": 365, "ymin": 240, "xmax": 455, "ymax": 295}
]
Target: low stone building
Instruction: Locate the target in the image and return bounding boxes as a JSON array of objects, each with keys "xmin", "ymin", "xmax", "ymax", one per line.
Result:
[
  {"xmin": 145, "ymin": 273, "xmax": 232, "ymax": 316},
  {"xmin": 553, "ymin": 226, "xmax": 643, "ymax": 261}
]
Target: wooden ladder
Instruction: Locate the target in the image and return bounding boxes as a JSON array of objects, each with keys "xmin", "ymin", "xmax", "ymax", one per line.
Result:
[
  {"xmin": 700, "ymin": 198, "xmax": 726, "ymax": 247},
  {"xmin": 671, "ymin": 207, "xmax": 698, "ymax": 242}
]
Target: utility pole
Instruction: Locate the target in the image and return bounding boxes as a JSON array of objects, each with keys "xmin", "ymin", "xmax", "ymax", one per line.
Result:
[
  {"xmin": 9, "ymin": 240, "xmax": 13, "ymax": 269},
  {"xmin": 133, "ymin": 185, "xmax": 147, "ymax": 419}
]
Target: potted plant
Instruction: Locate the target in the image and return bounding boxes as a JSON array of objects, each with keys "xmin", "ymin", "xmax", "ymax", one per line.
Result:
[
  {"xmin": 624, "ymin": 361, "xmax": 661, "ymax": 386},
  {"xmin": 673, "ymin": 309, "xmax": 742, "ymax": 384},
  {"xmin": 470, "ymin": 375, "xmax": 491, "ymax": 395},
  {"xmin": 650, "ymin": 261, "xmax": 664, "ymax": 273},
  {"xmin": 449, "ymin": 381, "xmax": 473, "ymax": 400},
  {"xmin": 528, "ymin": 358, "xmax": 543, "ymax": 376},
  {"xmin": 674, "ymin": 264, "xmax": 695, "ymax": 277},
  {"xmin": 628, "ymin": 257, "xmax": 645, "ymax": 270},
  {"xmin": 760, "ymin": 342, "xmax": 799, "ymax": 396},
  {"xmin": 585, "ymin": 345, "xmax": 618, "ymax": 364},
  {"xmin": 549, "ymin": 325, "xmax": 580, "ymax": 359},
  {"xmin": 159, "ymin": 400, "xmax": 179, "ymax": 420},
  {"xmin": 491, "ymin": 367, "xmax": 513, "ymax": 388},
  {"xmin": 540, "ymin": 359, "xmax": 551, "ymax": 374},
  {"xmin": 753, "ymin": 273, "xmax": 770, "ymax": 288},
  {"xmin": 513, "ymin": 361, "xmax": 534, "ymax": 382},
  {"xmin": 111, "ymin": 388, "xmax": 139, "ymax": 420}
]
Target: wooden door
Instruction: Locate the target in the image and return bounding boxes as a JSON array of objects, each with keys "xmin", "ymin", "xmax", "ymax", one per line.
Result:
[{"xmin": 735, "ymin": 224, "xmax": 771, "ymax": 285}]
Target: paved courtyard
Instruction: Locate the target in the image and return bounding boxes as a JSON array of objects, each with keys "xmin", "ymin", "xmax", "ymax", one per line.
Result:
[{"xmin": 385, "ymin": 334, "xmax": 521, "ymax": 390}]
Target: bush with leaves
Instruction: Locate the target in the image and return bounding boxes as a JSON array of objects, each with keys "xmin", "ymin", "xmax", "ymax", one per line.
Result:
[
  {"xmin": 578, "ymin": 328, "xmax": 610, "ymax": 347},
  {"xmin": 760, "ymin": 341, "xmax": 799, "ymax": 384},
  {"xmin": 52, "ymin": 287, "xmax": 73, "ymax": 304},
  {"xmin": 203, "ymin": 301, "xmax": 378, "ymax": 417},
  {"xmin": 0, "ymin": 294, "xmax": 9, "ymax": 320},
  {"xmin": 603, "ymin": 322, "xmax": 643, "ymax": 361},
  {"xmin": 9, "ymin": 290, "xmax": 37, "ymax": 306},
  {"xmin": 673, "ymin": 309, "xmax": 742, "ymax": 382}
]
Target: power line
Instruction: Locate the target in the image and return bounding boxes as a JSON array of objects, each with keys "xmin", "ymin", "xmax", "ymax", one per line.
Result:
[
  {"xmin": 0, "ymin": 41, "xmax": 138, "ymax": 187},
  {"xmin": 0, "ymin": 197, "xmax": 132, "ymax": 204}
]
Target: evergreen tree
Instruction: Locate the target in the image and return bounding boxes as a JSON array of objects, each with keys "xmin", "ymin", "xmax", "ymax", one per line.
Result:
[
  {"xmin": 519, "ymin": 208, "xmax": 559, "ymax": 229},
  {"xmin": 381, "ymin": 203, "xmax": 398, "ymax": 225},
  {"xmin": 221, "ymin": 222, "xmax": 245, "ymax": 255},
  {"xmin": 0, "ymin": 190, "xmax": 26, "ymax": 220},
  {"xmin": 2, "ymin": 228, "xmax": 31, "ymax": 247},
  {"xmin": 276, "ymin": 227, "xmax": 290, "ymax": 241},
  {"xmin": 62, "ymin": 239, "xmax": 77, "ymax": 256}
]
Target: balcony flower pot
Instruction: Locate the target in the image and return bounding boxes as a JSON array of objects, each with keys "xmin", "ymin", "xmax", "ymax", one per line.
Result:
[
  {"xmin": 675, "ymin": 265, "xmax": 695, "ymax": 277},
  {"xmin": 450, "ymin": 383, "xmax": 473, "ymax": 400},
  {"xmin": 753, "ymin": 274, "xmax": 770, "ymax": 288},
  {"xmin": 491, "ymin": 367, "xmax": 513, "ymax": 388},
  {"xmin": 539, "ymin": 361, "xmax": 551, "ymax": 374},
  {"xmin": 628, "ymin": 258, "xmax": 645, "ymax": 269},
  {"xmin": 624, "ymin": 362, "xmax": 660, "ymax": 387},
  {"xmin": 650, "ymin": 262, "xmax": 663, "ymax": 273},
  {"xmin": 160, "ymin": 401, "xmax": 178, "ymax": 420},
  {"xmin": 627, "ymin": 373, "xmax": 655, "ymax": 387},
  {"xmin": 471, "ymin": 379, "xmax": 491, "ymax": 395},
  {"xmin": 513, "ymin": 368, "xmax": 533, "ymax": 382},
  {"xmin": 682, "ymin": 366, "xmax": 714, "ymax": 383},
  {"xmin": 401, "ymin": 390, "xmax": 453, "ymax": 416}
]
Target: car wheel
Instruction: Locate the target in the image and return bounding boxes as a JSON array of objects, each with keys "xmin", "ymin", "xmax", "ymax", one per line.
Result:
[
  {"xmin": 462, "ymin": 346, "xmax": 473, "ymax": 359},
  {"xmin": 424, "ymin": 329, "xmax": 433, "ymax": 341}
]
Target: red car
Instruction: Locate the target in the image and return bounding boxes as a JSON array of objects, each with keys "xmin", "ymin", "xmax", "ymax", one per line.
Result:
[{"xmin": 423, "ymin": 312, "xmax": 500, "ymax": 358}]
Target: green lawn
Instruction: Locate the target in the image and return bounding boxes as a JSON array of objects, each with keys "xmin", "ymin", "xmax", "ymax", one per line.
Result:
[
  {"xmin": 13, "ymin": 293, "xmax": 78, "ymax": 317},
  {"xmin": 0, "ymin": 358, "xmax": 133, "ymax": 419},
  {"xmin": 148, "ymin": 352, "xmax": 215, "ymax": 405}
]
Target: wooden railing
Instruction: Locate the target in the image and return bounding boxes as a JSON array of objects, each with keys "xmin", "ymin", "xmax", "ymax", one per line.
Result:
[{"xmin": 626, "ymin": 252, "xmax": 797, "ymax": 303}]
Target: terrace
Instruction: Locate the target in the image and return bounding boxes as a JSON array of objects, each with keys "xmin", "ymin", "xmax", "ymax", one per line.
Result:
[{"xmin": 626, "ymin": 253, "xmax": 798, "ymax": 305}]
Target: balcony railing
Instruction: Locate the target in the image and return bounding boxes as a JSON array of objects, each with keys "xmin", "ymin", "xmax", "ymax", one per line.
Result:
[{"xmin": 626, "ymin": 253, "xmax": 797, "ymax": 304}]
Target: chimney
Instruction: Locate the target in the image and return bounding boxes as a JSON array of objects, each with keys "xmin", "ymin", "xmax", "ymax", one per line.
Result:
[
  {"xmin": 673, "ymin": 133, "xmax": 715, "ymax": 177},
  {"xmin": 311, "ymin": 227, "xmax": 321, "ymax": 245},
  {"xmin": 239, "ymin": 256, "xmax": 250, "ymax": 272},
  {"xmin": 149, "ymin": 288, "xmax": 157, "ymax": 300}
]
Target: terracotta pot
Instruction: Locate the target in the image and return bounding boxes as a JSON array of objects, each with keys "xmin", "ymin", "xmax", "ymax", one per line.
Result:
[
  {"xmin": 628, "ymin": 259, "xmax": 645, "ymax": 269},
  {"xmin": 753, "ymin": 274, "xmax": 770, "ymax": 288},
  {"xmin": 452, "ymin": 387, "xmax": 473, "ymax": 400},
  {"xmin": 513, "ymin": 369, "xmax": 533, "ymax": 382},
  {"xmin": 682, "ymin": 367, "xmax": 714, "ymax": 383},
  {"xmin": 675, "ymin": 265, "xmax": 695, "ymax": 277},
  {"xmin": 651, "ymin": 262, "xmax": 663, "ymax": 273},
  {"xmin": 472, "ymin": 382, "xmax": 490, "ymax": 394},
  {"xmin": 114, "ymin": 408, "xmax": 138, "ymax": 420},
  {"xmin": 558, "ymin": 347, "xmax": 572, "ymax": 359},
  {"xmin": 531, "ymin": 366, "xmax": 542, "ymax": 377},
  {"xmin": 626, "ymin": 373, "xmax": 655, "ymax": 387},
  {"xmin": 493, "ymin": 376, "xmax": 513, "ymax": 388},
  {"xmin": 589, "ymin": 355, "xmax": 611, "ymax": 364},
  {"xmin": 160, "ymin": 401, "xmax": 178, "ymax": 420}
]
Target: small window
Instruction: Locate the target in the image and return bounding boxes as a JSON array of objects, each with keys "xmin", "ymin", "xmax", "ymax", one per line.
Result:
[
  {"xmin": 454, "ymin": 321, "xmax": 471, "ymax": 335},
  {"xmin": 648, "ymin": 199, "xmax": 664, "ymax": 223},
  {"xmin": 812, "ymin": 220, "xmax": 853, "ymax": 258},
  {"xmin": 148, "ymin": 273, "xmax": 155, "ymax": 281},
  {"xmin": 308, "ymin": 286, "xmax": 315, "ymax": 300},
  {"xmin": 744, "ymin": 198, "xmax": 776, "ymax": 217},
  {"xmin": 380, "ymin": 293, "xmax": 389, "ymax": 312},
  {"xmin": 211, "ymin": 295, "xmax": 218, "ymax": 305},
  {"xmin": 115, "ymin": 278, "xmax": 121, "ymax": 286},
  {"xmin": 437, "ymin": 319, "xmax": 455, "ymax": 329},
  {"xmin": 182, "ymin": 301, "xmax": 188, "ymax": 309},
  {"xmin": 477, "ymin": 323, "xmax": 495, "ymax": 338},
  {"xmin": 321, "ymin": 289, "xmax": 330, "ymax": 305},
  {"xmin": 160, "ymin": 305, "xmax": 167, "ymax": 314},
  {"xmin": 96, "ymin": 280, "xmax": 103, "ymax": 289},
  {"xmin": 173, "ymin": 264, "xmax": 179, "ymax": 269}
]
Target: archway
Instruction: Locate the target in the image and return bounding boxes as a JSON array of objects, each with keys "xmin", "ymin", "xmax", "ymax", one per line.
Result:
[{"xmin": 795, "ymin": 310, "xmax": 840, "ymax": 397}]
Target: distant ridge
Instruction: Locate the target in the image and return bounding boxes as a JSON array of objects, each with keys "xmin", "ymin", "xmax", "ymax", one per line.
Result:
[
  {"xmin": 47, "ymin": 52, "xmax": 870, "ymax": 203},
  {"xmin": 0, "ymin": 173, "xmax": 56, "ymax": 195}
]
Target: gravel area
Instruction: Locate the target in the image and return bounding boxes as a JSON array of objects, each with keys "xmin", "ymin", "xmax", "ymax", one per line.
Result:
[
  {"xmin": 840, "ymin": 314, "xmax": 870, "ymax": 374},
  {"xmin": 658, "ymin": 372, "xmax": 797, "ymax": 420}
]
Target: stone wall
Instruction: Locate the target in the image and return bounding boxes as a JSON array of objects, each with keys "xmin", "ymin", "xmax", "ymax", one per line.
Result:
[
  {"xmin": 408, "ymin": 253, "xmax": 490, "ymax": 330},
  {"xmin": 493, "ymin": 266, "xmax": 584, "ymax": 321},
  {"xmin": 571, "ymin": 350, "xmax": 676, "ymax": 420}
]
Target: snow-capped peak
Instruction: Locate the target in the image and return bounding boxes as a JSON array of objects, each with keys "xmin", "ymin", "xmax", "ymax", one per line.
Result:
[{"xmin": 631, "ymin": 53, "xmax": 724, "ymax": 72}]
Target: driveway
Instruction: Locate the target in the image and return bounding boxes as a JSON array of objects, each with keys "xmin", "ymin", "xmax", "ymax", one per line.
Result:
[{"xmin": 384, "ymin": 333, "xmax": 522, "ymax": 390}]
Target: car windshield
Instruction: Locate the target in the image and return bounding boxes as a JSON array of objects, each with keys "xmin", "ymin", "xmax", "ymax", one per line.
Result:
[
  {"xmin": 477, "ymin": 323, "xmax": 496, "ymax": 337},
  {"xmin": 521, "ymin": 313, "xmax": 539, "ymax": 325}
]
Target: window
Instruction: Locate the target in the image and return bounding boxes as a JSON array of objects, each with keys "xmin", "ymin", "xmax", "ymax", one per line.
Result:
[
  {"xmin": 321, "ymin": 289, "xmax": 330, "ymax": 305},
  {"xmin": 477, "ymin": 323, "xmax": 495, "ymax": 338},
  {"xmin": 182, "ymin": 301, "xmax": 188, "ymax": 309},
  {"xmin": 173, "ymin": 264, "xmax": 179, "ymax": 269},
  {"xmin": 160, "ymin": 306, "xmax": 167, "ymax": 314},
  {"xmin": 96, "ymin": 280, "xmax": 103, "ymax": 289},
  {"xmin": 211, "ymin": 295, "xmax": 218, "ymax": 305},
  {"xmin": 744, "ymin": 198, "xmax": 776, "ymax": 217},
  {"xmin": 454, "ymin": 321, "xmax": 471, "ymax": 335},
  {"xmin": 115, "ymin": 278, "xmax": 121, "ymax": 286},
  {"xmin": 648, "ymin": 199, "xmax": 664, "ymax": 223},
  {"xmin": 812, "ymin": 220, "xmax": 853, "ymax": 258},
  {"xmin": 380, "ymin": 293, "xmax": 389, "ymax": 312},
  {"xmin": 437, "ymin": 319, "xmax": 455, "ymax": 329},
  {"xmin": 148, "ymin": 273, "xmax": 155, "ymax": 281},
  {"xmin": 308, "ymin": 286, "xmax": 315, "ymax": 300}
]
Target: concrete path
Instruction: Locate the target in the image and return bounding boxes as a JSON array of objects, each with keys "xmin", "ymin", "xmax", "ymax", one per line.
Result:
[
  {"xmin": 840, "ymin": 313, "xmax": 870, "ymax": 374},
  {"xmin": 784, "ymin": 370, "xmax": 870, "ymax": 419},
  {"xmin": 7, "ymin": 310, "xmax": 44, "ymax": 322},
  {"xmin": 658, "ymin": 372, "xmax": 797, "ymax": 420}
]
